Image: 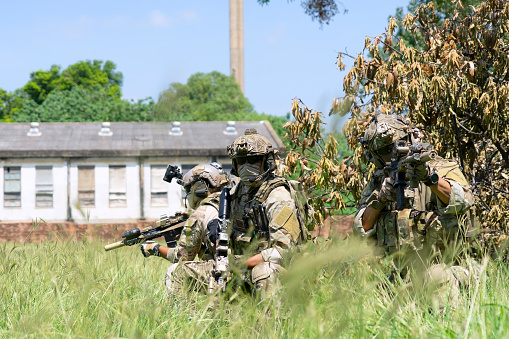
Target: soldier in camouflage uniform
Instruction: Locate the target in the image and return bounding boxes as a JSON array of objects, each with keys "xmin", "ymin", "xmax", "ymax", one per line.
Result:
[
  {"xmin": 353, "ymin": 114, "xmax": 479, "ymax": 304},
  {"xmin": 226, "ymin": 129, "xmax": 307, "ymax": 296},
  {"xmin": 140, "ymin": 164, "xmax": 229, "ymax": 293}
]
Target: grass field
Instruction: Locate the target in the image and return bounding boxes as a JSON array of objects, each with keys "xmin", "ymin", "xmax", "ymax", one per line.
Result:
[{"xmin": 1, "ymin": 237, "xmax": 509, "ymax": 338}]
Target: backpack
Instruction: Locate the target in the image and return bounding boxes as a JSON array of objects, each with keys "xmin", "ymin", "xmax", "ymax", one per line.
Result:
[{"xmin": 253, "ymin": 176, "xmax": 315, "ymax": 242}]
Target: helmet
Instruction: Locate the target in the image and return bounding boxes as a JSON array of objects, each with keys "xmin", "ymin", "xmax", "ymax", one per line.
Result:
[
  {"xmin": 181, "ymin": 164, "xmax": 229, "ymax": 196},
  {"xmin": 361, "ymin": 114, "xmax": 410, "ymax": 168},
  {"xmin": 227, "ymin": 129, "xmax": 277, "ymax": 176}
]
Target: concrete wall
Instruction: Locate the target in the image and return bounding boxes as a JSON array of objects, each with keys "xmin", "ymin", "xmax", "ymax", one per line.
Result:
[
  {"xmin": 0, "ymin": 158, "xmax": 68, "ymax": 222},
  {"xmin": 0, "ymin": 156, "xmax": 226, "ymax": 223}
]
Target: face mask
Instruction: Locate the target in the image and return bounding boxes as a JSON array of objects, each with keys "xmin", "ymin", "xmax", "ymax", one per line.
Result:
[{"xmin": 238, "ymin": 163, "xmax": 263, "ymax": 186}]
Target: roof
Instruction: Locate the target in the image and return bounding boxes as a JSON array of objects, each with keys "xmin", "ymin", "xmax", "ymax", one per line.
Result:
[{"xmin": 0, "ymin": 121, "xmax": 286, "ymax": 158}]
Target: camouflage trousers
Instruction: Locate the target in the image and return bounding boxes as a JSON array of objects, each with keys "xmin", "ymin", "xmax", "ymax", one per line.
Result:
[
  {"xmin": 165, "ymin": 260, "xmax": 283, "ymax": 297},
  {"xmin": 411, "ymin": 259, "xmax": 481, "ymax": 310}
]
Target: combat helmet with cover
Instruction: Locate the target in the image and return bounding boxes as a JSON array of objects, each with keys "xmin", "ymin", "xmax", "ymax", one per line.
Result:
[
  {"xmin": 181, "ymin": 164, "xmax": 229, "ymax": 209},
  {"xmin": 227, "ymin": 129, "xmax": 277, "ymax": 177},
  {"xmin": 361, "ymin": 113, "xmax": 413, "ymax": 169}
]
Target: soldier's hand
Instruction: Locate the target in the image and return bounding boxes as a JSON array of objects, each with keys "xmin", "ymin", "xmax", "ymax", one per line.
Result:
[
  {"xmin": 140, "ymin": 241, "xmax": 160, "ymax": 257},
  {"xmin": 379, "ymin": 176, "xmax": 397, "ymax": 203},
  {"xmin": 407, "ymin": 162, "xmax": 430, "ymax": 183}
]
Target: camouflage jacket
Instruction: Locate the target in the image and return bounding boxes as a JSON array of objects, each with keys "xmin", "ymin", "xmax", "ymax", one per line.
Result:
[
  {"xmin": 165, "ymin": 192, "xmax": 220, "ymax": 263},
  {"xmin": 229, "ymin": 176, "xmax": 301, "ymax": 263},
  {"xmin": 354, "ymin": 156, "xmax": 477, "ymax": 254}
]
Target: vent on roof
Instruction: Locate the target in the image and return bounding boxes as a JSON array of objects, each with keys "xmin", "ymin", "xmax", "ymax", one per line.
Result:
[
  {"xmin": 169, "ymin": 121, "xmax": 183, "ymax": 136},
  {"xmin": 27, "ymin": 122, "xmax": 41, "ymax": 137},
  {"xmin": 99, "ymin": 122, "xmax": 113, "ymax": 136},
  {"xmin": 224, "ymin": 121, "xmax": 237, "ymax": 135}
]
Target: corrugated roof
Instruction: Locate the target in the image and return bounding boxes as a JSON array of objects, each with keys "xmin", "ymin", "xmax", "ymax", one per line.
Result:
[{"xmin": 0, "ymin": 121, "xmax": 285, "ymax": 158}]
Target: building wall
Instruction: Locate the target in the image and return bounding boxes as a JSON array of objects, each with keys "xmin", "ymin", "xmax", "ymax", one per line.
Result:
[
  {"xmin": 69, "ymin": 158, "xmax": 142, "ymax": 223},
  {"xmin": 0, "ymin": 156, "xmax": 225, "ymax": 223},
  {"xmin": 0, "ymin": 159, "xmax": 68, "ymax": 222}
]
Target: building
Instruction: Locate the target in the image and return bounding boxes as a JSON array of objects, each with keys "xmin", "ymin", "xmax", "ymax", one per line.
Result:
[{"xmin": 0, "ymin": 121, "xmax": 284, "ymax": 223}]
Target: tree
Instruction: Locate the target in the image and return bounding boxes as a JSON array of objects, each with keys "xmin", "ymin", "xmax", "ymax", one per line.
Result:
[
  {"xmin": 14, "ymin": 86, "xmax": 153, "ymax": 123},
  {"xmin": 392, "ymin": 0, "xmax": 483, "ymax": 49},
  {"xmin": 0, "ymin": 89, "xmax": 23, "ymax": 121},
  {"xmin": 22, "ymin": 60, "xmax": 123, "ymax": 105},
  {"xmin": 155, "ymin": 71, "xmax": 290, "ymax": 140},
  {"xmin": 257, "ymin": 0, "xmax": 347, "ymax": 26},
  {"xmin": 286, "ymin": 0, "xmax": 509, "ymax": 229},
  {"xmin": 155, "ymin": 71, "xmax": 256, "ymax": 122}
]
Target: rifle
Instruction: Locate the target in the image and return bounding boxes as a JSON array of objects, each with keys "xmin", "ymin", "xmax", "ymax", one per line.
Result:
[
  {"xmin": 386, "ymin": 141, "xmax": 438, "ymax": 210},
  {"xmin": 252, "ymin": 204, "xmax": 271, "ymax": 244},
  {"xmin": 104, "ymin": 212, "xmax": 189, "ymax": 251},
  {"xmin": 210, "ymin": 187, "xmax": 231, "ymax": 292}
]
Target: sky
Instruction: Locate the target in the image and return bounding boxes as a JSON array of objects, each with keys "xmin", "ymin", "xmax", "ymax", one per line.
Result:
[{"xmin": 0, "ymin": 0, "xmax": 409, "ymax": 130}]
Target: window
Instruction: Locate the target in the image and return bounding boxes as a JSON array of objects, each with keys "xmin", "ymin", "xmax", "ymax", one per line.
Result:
[
  {"xmin": 78, "ymin": 166, "xmax": 95, "ymax": 207},
  {"xmin": 151, "ymin": 165, "xmax": 167, "ymax": 207},
  {"xmin": 109, "ymin": 165, "xmax": 127, "ymax": 207},
  {"xmin": 4, "ymin": 166, "xmax": 21, "ymax": 207},
  {"xmin": 36, "ymin": 166, "xmax": 53, "ymax": 208}
]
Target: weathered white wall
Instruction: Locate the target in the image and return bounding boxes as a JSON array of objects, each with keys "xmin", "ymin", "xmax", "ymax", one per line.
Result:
[
  {"xmin": 0, "ymin": 159, "xmax": 68, "ymax": 222},
  {"xmin": 0, "ymin": 156, "xmax": 221, "ymax": 223},
  {"xmin": 69, "ymin": 158, "xmax": 142, "ymax": 223}
]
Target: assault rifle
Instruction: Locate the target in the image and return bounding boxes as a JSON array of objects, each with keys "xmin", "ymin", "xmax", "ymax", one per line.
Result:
[
  {"xmin": 385, "ymin": 141, "xmax": 438, "ymax": 210},
  {"xmin": 104, "ymin": 212, "xmax": 189, "ymax": 251},
  {"xmin": 252, "ymin": 204, "xmax": 270, "ymax": 244},
  {"xmin": 104, "ymin": 163, "xmax": 186, "ymax": 251},
  {"xmin": 210, "ymin": 187, "xmax": 231, "ymax": 292}
]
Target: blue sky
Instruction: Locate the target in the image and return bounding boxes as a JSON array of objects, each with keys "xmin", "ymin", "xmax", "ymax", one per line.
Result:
[{"xmin": 0, "ymin": 0, "xmax": 409, "ymax": 129}]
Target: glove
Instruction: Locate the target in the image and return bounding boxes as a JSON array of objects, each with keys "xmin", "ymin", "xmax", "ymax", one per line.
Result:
[
  {"xmin": 378, "ymin": 176, "xmax": 397, "ymax": 203},
  {"xmin": 407, "ymin": 162, "xmax": 430, "ymax": 183},
  {"xmin": 140, "ymin": 241, "xmax": 160, "ymax": 257}
]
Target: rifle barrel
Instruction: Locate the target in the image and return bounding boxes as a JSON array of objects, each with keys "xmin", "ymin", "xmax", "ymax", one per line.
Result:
[{"xmin": 104, "ymin": 241, "xmax": 125, "ymax": 251}]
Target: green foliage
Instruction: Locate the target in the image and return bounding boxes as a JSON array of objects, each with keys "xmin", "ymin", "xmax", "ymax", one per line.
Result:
[
  {"xmin": 1, "ymin": 238, "xmax": 507, "ymax": 337},
  {"xmin": 23, "ymin": 60, "xmax": 123, "ymax": 105},
  {"xmin": 154, "ymin": 71, "xmax": 256, "ymax": 122},
  {"xmin": 154, "ymin": 71, "xmax": 290, "ymax": 141},
  {"xmin": 0, "ymin": 88, "xmax": 23, "ymax": 122},
  {"xmin": 14, "ymin": 86, "xmax": 154, "ymax": 122}
]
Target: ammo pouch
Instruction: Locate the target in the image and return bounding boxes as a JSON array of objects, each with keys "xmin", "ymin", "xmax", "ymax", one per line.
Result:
[
  {"xmin": 376, "ymin": 209, "xmax": 424, "ymax": 255},
  {"xmin": 251, "ymin": 262, "xmax": 283, "ymax": 284}
]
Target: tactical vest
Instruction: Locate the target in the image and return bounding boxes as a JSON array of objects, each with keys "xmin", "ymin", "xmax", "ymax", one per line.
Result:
[
  {"xmin": 373, "ymin": 159, "xmax": 478, "ymax": 256},
  {"xmin": 179, "ymin": 193, "xmax": 220, "ymax": 261},
  {"xmin": 230, "ymin": 176, "xmax": 307, "ymax": 254}
]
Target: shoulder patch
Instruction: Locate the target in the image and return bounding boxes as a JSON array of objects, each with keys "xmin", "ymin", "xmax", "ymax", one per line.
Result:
[{"xmin": 274, "ymin": 205, "xmax": 300, "ymax": 241}]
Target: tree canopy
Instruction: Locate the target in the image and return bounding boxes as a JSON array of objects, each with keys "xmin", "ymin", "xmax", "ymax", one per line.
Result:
[
  {"xmin": 154, "ymin": 71, "xmax": 257, "ymax": 122},
  {"xmin": 1, "ymin": 60, "xmax": 153, "ymax": 123},
  {"xmin": 23, "ymin": 60, "xmax": 123, "ymax": 105},
  {"xmin": 257, "ymin": 0, "xmax": 347, "ymax": 26},
  {"xmin": 285, "ymin": 0, "xmax": 509, "ymax": 229}
]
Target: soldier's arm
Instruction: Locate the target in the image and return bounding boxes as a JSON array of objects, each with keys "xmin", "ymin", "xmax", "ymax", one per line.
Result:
[
  {"xmin": 430, "ymin": 161, "xmax": 474, "ymax": 214},
  {"xmin": 354, "ymin": 178, "xmax": 379, "ymax": 236},
  {"xmin": 160, "ymin": 205, "xmax": 213, "ymax": 262},
  {"xmin": 428, "ymin": 176, "xmax": 451, "ymax": 205}
]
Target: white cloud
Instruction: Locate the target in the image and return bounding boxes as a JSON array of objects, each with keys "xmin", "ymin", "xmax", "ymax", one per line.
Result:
[
  {"xmin": 177, "ymin": 10, "xmax": 198, "ymax": 22},
  {"xmin": 150, "ymin": 10, "xmax": 170, "ymax": 27}
]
